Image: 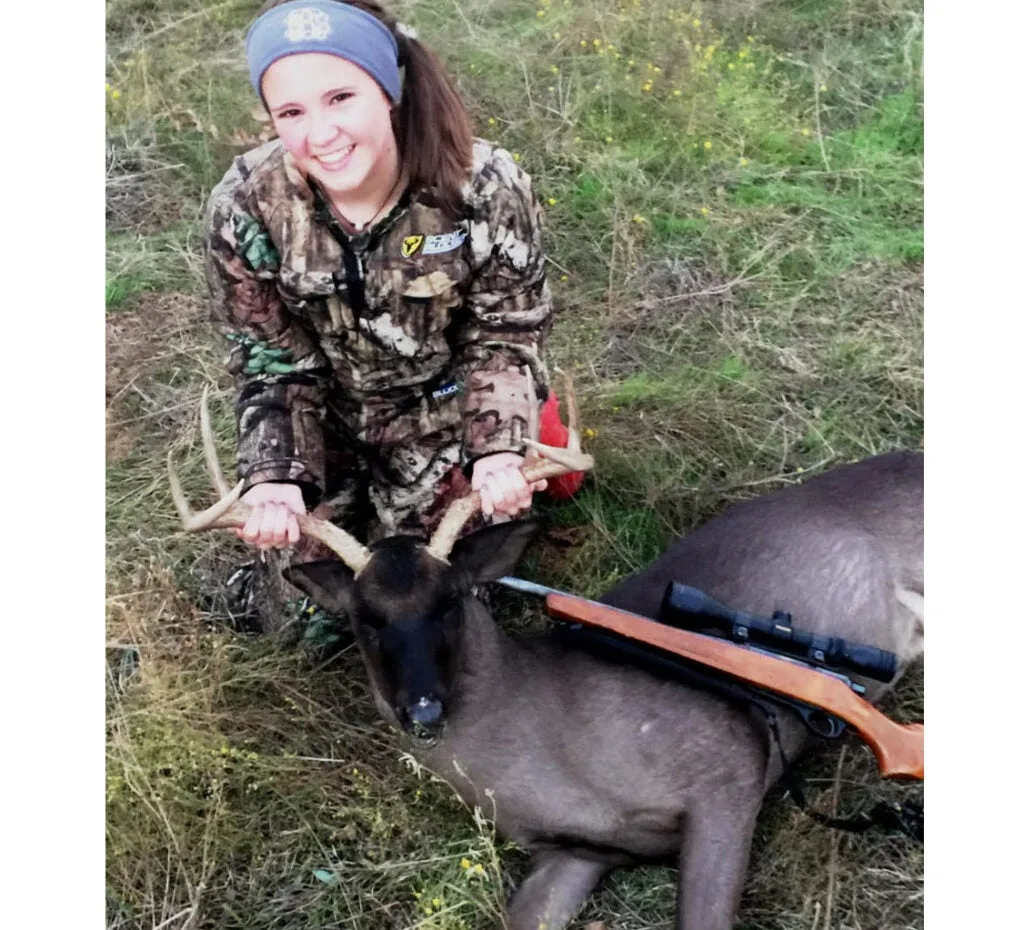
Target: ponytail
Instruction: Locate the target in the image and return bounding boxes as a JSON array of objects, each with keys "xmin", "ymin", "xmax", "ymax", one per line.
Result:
[{"xmin": 391, "ymin": 27, "xmax": 474, "ymax": 215}]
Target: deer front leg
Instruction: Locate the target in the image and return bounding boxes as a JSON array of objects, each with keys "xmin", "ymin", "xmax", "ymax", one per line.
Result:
[
  {"xmin": 674, "ymin": 798, "xmax": 761, "ymax": 930},
  {"xmin": 503, "ymin": 849, "xmax": 612, "ymax": 930}
]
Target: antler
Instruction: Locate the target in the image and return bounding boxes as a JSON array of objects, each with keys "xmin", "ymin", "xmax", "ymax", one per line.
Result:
[
  {"xmin": 426, "ymin": 369, "xmax": 594, "ymax": 562},
  {"xmin": 168, "ymin": 387, "xmax": 372, "ymax": 575}
]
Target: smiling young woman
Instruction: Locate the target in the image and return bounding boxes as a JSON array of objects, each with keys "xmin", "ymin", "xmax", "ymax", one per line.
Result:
[{"xmin": 203, "ymin": 0, "xmax": 580, "ymax": 623}]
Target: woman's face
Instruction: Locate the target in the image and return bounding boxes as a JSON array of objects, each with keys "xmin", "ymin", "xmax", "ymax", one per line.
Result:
[{"xmin": 262, "ymin": 52, "xmax": 398, "ymax": 202}]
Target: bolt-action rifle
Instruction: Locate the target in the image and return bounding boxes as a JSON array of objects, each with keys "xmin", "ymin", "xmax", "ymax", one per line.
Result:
[{"xmin": 496, "ymin": 577, "xmax": 923, "ymax": 781}]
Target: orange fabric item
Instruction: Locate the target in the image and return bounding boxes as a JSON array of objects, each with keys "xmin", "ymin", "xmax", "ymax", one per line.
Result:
[{"xmin": 537, "ymin": 393, "xmax": 586, "ymax": 500}]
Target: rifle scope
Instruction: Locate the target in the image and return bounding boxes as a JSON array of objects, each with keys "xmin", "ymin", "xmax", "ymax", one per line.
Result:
[{"xmin": 659, "ymin": 582, "xmax": 898, "ymax": 684}]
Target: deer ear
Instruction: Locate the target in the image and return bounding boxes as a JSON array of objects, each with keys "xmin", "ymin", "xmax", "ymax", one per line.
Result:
[
  {"xmin": 448, "ymin": 518, "xmax": 544, "ymax": 589},
  {"xmin": 283, "ymin": 560, "xmax": 355, "ymax": 617}
]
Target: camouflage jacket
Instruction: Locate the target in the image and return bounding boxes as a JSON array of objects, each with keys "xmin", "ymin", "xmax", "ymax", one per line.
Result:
[{"xmin": 204, "ymin": 138, "xmax": 553, "ymax": 508}]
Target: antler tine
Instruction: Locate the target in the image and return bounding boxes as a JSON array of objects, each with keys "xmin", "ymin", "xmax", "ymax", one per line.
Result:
[
  {"xmin": 169, "ymin": 387, "xmax": 373, "ymax": 574},
  {"xmin": 165, "ymin": 384, "xmax": 251, "ymax": 532},
  {"xmin": 558, "ymin": 368, "xmax": 582, "ymax": 453},
  {"xmin": 521, "ymin": 369, "xmax": 592, "ymax": 471},
  {"xmin": 301, "ymin": 517, "xmax": 372, "ymax": 575},
  {"xmin": 199, "ymin": 385, "xmax": 233, "ymax": 499},
  {"xmin": 426, "ymin": 370, "xmax": 594, "ymax": 562},
  {"xmin": 167, "ymin": 447, "xmax": 249, "ymax": 531},
  {"xmin": 425, "ymin": 494, "xmax": 481, "ymax": 563}
]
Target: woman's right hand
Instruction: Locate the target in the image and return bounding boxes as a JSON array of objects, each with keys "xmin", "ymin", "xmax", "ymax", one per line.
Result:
[{"xmin": 235, "ymin": 482, "xmax": 306, "ymax": 550}]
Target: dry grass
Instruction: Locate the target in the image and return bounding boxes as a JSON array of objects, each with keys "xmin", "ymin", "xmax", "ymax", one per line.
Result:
[{"xmin": 106, "ymin": 1, "xmax": 923, "ymax": 927}]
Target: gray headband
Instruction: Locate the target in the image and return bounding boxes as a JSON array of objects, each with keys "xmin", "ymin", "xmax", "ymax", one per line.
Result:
[{"xmin": 246, "ymin": 1, "xmax": 401, "ymax": 104}]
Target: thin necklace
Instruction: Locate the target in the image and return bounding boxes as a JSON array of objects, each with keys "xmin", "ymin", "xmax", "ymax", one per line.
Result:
[{"xmin": 337, "ymin": 168, "xmax": 405, "ymax": 233}]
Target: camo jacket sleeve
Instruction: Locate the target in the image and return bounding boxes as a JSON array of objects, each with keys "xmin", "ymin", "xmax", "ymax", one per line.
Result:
[
  {"xmin": 454, "ymin": 144, "xmax": 553, "ymax": 464},
  {"xmin": 204, "ymin": 171, "xmax": 331, "ymax": 508}
]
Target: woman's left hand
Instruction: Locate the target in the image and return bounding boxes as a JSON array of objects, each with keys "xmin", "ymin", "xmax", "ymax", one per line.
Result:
[{"xmin": 471, "ymin": 452, "xmax": 548, "ymax": 518}]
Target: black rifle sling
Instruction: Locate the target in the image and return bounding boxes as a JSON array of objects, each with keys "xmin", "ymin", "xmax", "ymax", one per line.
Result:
[{"xmin": 760, "ymin": 709, "xmax": 923, "ymax": 842}]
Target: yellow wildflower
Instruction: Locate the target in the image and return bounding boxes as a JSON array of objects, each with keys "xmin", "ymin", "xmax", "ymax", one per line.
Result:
[
  {"xmin": 551, "ymin": 65, "xmax": 559, "ymax": 73},
  {"xmin": 693, "ymin": 18, "xmax": 701, "ymax": 28},
  {"xmin": 819, "ymin": 84, "xmax": 828, "ymax": 92},
  {"xmin": 632, "ymin": 213, "xmax": 647, "ymax": 224},
  {"xmin": 460, "ymin": 858, "xmax": 472, "ymax": 869},
  {"xmin": 704, "ymin": 139, "xmax": 712, "ymax": 150},
  {"xmin": 673, "ymin": 88, "xmax": 682, "ymax": 96},
  {"xmin": 728, "ymin": 62, "xmax": 735, "ymax": 70},
  {"xmin": 583, "ymin": 427, "xmax": 599, "ymax": 438},
  {"xmin": 105, "ymin": 82, "xmax": 111, "ymax": 93},
  {"xmin": 560, "ymin": 273, "xmax": 569, "ymax": 281},
  {"xmin": 801, "ymin": 128, "xmax": 811, "ymax": 136},
  {"xmin": 112, "ymin": 89, "xmax": 122, "ymax": 100},
  {"xmin": 537, "ymin": 9, "xmax": 546, "ymax": 17},
  {"xmin": 472, "ymin": 864, "xmax": 486, "ymax": 876},
  {"xmin": 553, "ymin": 31, "xmax": 561, "ymax": 39},
  {"xmin": 604, "ymin": 135, "xmax": 613, "ymax": 143},
  {"xmin": 700, "ymin": 206, "xmax": 710, "ymax": 216},
  {"xmin": 581, "ymin": 39, "xmax": 587, "ymax": 47},
  {"xmin": 513, "ymin": 152, "xmax": 521, "ymax": 161},
  {"xmin": 547, "ymin": 197, "xmax": 558, "ymax": 206},
  {"xmin": 487, "ymin": 117, "xmax": 496, "ymax": 126},
  {"xmin": 593, "ymin": 38, "xmax": 601, "ymax": 47},
  {"xmin": 739, "ymin": 157, "xmax": 749, "ymax": 166}
]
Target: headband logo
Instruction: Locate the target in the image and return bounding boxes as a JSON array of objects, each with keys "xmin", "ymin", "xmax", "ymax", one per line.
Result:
[{"xmin": 284, "ymin": 7, "xmax": 332, "ymax": 42}]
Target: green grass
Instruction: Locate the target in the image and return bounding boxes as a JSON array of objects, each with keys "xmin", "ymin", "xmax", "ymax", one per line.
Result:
[{"xmin": 106, "ymin": 1, "xmax": 923, "ymax": 928}]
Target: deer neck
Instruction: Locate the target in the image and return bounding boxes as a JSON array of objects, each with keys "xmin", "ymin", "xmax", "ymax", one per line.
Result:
[{"xmin": 450, "ymin": 595, "xmax": 516, "ymax": 704}]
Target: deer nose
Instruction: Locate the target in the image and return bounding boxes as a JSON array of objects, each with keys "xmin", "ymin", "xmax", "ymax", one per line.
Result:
[{"xmin": 406, "ymin": 695, "xmax": 445, "ymax": 732}]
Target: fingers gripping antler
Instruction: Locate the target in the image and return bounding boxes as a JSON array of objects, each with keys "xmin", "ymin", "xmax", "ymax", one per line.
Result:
[
  {"xmin": 426, "ymin": 369, "xmax": 594, "ymax": 562},
  {"xmin": 168, "ymin": 387, "xmax": 372, "ymax": 575}
]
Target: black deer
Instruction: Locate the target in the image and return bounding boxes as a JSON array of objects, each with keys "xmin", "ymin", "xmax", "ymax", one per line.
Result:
[{"xmin": 170, "ymin": 387, "xmax": 922, "ymax": 930}]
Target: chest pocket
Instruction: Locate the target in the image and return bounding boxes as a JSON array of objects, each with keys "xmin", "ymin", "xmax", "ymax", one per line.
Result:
[{"xmin": 364, "ymin": 256, "xmax": 471, "ymax": 353}]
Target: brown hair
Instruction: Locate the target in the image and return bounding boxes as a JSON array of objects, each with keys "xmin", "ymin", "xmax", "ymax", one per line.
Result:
[{"xmin": 256, "ymin": 0, "xmax": 475, "ymax": 214}]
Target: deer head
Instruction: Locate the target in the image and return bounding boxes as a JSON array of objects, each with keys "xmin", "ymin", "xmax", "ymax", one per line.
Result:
[{"xmin": 168, "ymin": 375, "xmax": 593, "ymax": 744}]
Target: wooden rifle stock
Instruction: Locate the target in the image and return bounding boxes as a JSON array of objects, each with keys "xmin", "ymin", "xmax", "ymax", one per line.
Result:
[{"xmin": 544, "ymin": 592, "xmax": 924, "ymax": 781}]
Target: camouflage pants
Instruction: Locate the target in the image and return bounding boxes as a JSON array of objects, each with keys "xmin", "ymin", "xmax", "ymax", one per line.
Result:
[{"xmin": 296, "ymin": 384, "xmax": 485, "ymax": 559}]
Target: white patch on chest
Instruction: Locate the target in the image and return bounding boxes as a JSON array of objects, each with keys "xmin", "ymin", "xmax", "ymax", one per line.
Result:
[
  {"xmin": 503, "ymin": 238, "xmax": 531, "ymax": 270},
  {"xmin": 360, "ymin": 312, "xmax": 419, "ymax": 357}
]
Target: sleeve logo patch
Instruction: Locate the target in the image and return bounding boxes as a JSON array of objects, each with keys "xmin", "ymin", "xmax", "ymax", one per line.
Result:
[{"xmin": 401, "ymin": 235, "xmax": 425, "ymax": 257}]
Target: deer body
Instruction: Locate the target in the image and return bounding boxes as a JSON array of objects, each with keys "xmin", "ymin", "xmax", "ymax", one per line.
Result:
[
  {"xmin": 361, "ymin": 452, "xmax": 923, "ymax": 930},
  {"xmin": 171, "ymin": 389, "xmax": 921, "ymax": 930}
]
